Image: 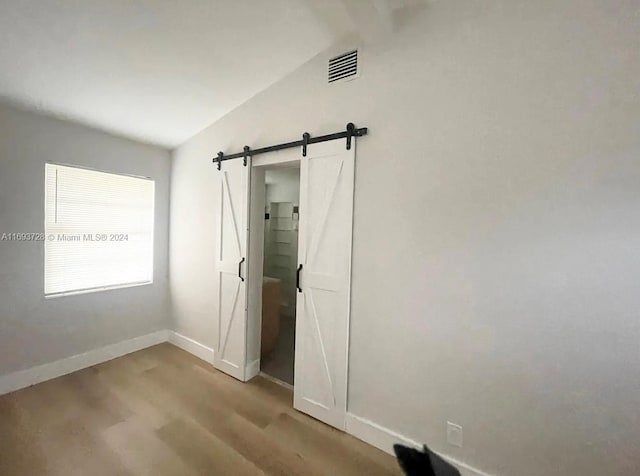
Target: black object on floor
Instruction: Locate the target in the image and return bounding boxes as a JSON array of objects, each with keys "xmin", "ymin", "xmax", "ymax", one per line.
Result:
[{"xmin": 393, "ymin": 444, "xmax": 461, "ymax": 476}]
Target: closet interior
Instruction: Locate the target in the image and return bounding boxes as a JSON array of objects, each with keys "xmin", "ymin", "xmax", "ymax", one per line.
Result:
[{"xmin": 260, "ymin": 166, "xmax": 300, "ymax": 385}]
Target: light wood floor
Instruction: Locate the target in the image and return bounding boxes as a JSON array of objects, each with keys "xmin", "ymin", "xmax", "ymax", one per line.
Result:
[{"xmin": 0, "ymin": 343, "xmax": 401, "ymax": 476}]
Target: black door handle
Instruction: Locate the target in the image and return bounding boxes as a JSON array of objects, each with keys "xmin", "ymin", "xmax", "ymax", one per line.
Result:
[
  {"xmin": 296, "ymin": 264, "xmax": 303, "ymax": 292},
  {"xmin": 238, "ymin": 257, "xmax": 245, "ymax": 282}
]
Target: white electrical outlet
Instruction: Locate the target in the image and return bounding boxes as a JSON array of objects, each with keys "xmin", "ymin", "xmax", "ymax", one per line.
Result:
[{"xmin": 447, "ymin": 421, "xmax": 463, "ymax": 448}]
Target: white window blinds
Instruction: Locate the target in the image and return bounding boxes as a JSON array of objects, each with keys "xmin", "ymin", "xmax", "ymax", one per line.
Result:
[{"xmin": 44, "ymin": 163, "xmax": 155, "ymax": 296}]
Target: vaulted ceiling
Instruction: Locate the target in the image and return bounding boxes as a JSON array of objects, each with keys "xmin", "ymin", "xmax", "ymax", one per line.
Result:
[{"xmin": 0, "ymin": 0, "xmax": 425, "ymax": 148}]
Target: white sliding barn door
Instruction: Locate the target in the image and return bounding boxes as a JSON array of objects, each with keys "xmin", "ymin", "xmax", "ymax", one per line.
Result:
[
  {"xmin": 214, "ymin": 158, "xmax": 251, "ymax": 381},
  {"xmin": 294, "ymin": 140, "xmax": 355, "ymax": 430}
]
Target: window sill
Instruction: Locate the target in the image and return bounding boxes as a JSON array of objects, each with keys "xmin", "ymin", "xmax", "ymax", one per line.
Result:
[{"xmin": 44, "ymin": 280, "xmax": 153, "ymax": 299}]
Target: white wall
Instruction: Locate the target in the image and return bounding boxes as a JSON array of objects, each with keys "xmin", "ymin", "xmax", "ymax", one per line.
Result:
[
  {"xmin": 170, "ymin": 1, "xmax": 640, "ymax": 474},
  {"xmin": 265, "ymin": 167, "xmax": 301, "ymax": 206},
  {"xmin": 0, "ymin": 103, "xmax": 171, "ymax": 376}
]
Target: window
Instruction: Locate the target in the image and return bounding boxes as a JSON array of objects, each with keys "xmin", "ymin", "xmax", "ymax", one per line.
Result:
[{"xmin": 44, "ymin": 164, "xmax": 154, "ymax": 296}]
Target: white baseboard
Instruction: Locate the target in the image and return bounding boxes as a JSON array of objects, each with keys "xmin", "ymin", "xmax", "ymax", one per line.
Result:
[
  {"xmin": 259, "ymin": 371, "xmax": 294, "ymax": 390},
  {"xmin": 0, "ymin": 329, "xmax": 169, "ymax": 396},
  {"xmin": 345, "ymin": 413, "xmax": 492, "ymax": 476},
  {"xmin": 168, "ymin": 331, "xmax": 215, "ymax": 365}
]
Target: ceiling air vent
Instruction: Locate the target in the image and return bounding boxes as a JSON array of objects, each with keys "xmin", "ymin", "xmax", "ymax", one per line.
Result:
[{"xmin": 328, "ymin": 49, "xmax": 359, "ymax": 84}]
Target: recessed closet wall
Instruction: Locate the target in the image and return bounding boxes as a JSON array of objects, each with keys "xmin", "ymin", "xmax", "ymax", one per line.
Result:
[
  {"xmin": 264, "ymin": 167, "xmax": 300, "ymax": 317},
  {"xmin": 261, "ymin": 167, "xmax": 300, "ymax": 385}
]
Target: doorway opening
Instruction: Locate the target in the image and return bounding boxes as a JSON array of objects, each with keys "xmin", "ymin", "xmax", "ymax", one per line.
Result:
[
  {"xmin": 242, "ymin": 140, "xmax": 355, "ymax": 430},
  {"xmin": 258, "ymin": 165, "xmax": 300, "ymax": 386}
]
